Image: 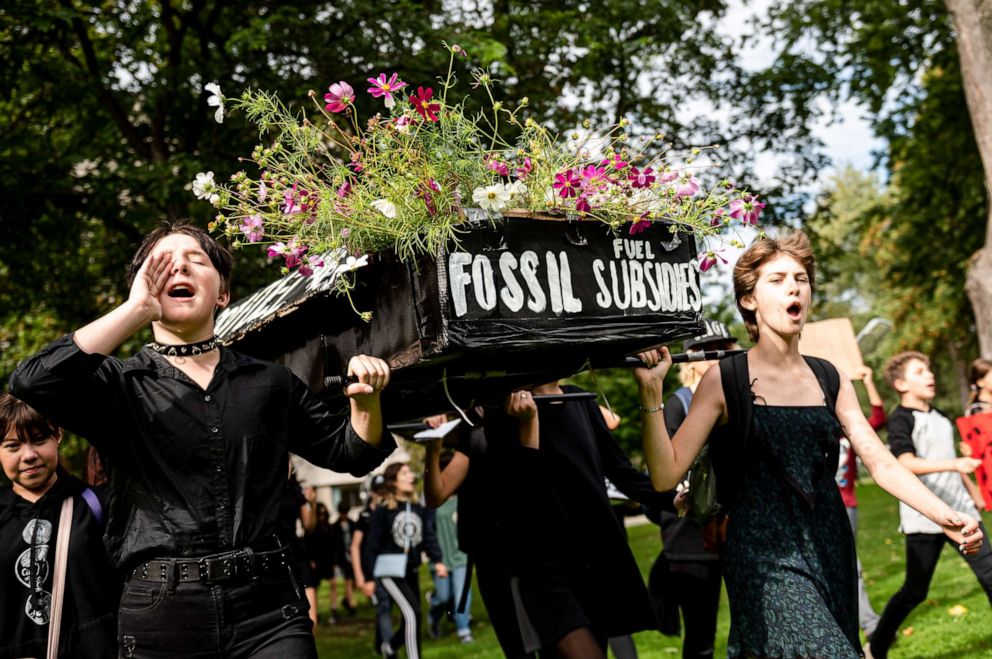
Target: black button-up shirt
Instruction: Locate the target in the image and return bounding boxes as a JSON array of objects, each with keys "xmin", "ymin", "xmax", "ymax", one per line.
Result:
[{"xmin": 9, "ymin": 335, "xmax": 394, "ymax": 570}]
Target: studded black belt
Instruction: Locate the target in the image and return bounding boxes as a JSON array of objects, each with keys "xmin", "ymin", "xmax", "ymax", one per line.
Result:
[{"xmin": 130, "ymin": 545, "xmax": 292, "ymax": 584}]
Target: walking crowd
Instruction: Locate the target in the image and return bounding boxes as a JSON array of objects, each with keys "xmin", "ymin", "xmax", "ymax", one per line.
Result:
[{"xmin": 2, "ymin": 223, "xmax": 990, "ymax": 658}]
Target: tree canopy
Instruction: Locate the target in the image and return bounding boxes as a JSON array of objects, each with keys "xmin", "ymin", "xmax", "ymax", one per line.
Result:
[{"xmin": 1, "ymin": 0, "xmax": 763, "ymax": 380}]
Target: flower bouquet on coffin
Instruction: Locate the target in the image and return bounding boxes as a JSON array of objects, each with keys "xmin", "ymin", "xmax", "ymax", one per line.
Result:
[
  {"xmin": 201, "ymin": 46, "xmax": 769, "ymax": 416},
  {"xmin": 195, "ymin": 44, "xmax": 764, "ymax": 319}
]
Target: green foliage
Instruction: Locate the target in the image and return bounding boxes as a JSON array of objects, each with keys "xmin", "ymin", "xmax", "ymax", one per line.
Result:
[
  {"xmin": 760, "ymin": 0, "xmax": 987, "ymax": 400},
  {"xmin": 0, "ymin": 0, "xmax": 756, "ymax": 379}
]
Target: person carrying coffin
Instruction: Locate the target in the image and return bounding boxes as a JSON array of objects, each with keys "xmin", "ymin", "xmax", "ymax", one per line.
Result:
[{"xmin": 9, "ymin": 222, "xmax": 393, "ymax": 659}]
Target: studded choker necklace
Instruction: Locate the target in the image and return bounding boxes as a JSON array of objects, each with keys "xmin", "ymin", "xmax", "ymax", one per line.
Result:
[{"xmin": 149, "ymin": 337, "xmax": 219, "ymax": 357}]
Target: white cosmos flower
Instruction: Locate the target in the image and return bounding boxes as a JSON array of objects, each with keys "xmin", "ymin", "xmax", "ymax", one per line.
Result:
[
  {"xmin": 472, "ymin": 184, "xmax": 511, "ymax": 211},
  {"xmin": 505, "ymin": 180, "xmax": 528, "ymax": 200},
  {"xmin": 209, "ymin": 193, "xmax": 221, "ymax": 207},
  {"xmin": 371, "ymin": 199, "xmax": 397, "ymax": 219},
  {"xmin": 205, "ymin": 82, "xmax": 224, "ymax": 123},
  {"xmin": 192, "ymin": 171, "xmax": 215, "ymax": 200},
  {"xmin": 344, "ymin": 254, "xmax": 370, "ymax": 271}
]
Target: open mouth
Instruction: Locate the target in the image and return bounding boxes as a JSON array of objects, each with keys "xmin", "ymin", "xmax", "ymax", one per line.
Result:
[
  {"xmin": 786, "ymin": 302, "xmax": 802, "ymax": 320},
  {"xmin": 167, "ymin": 283, "xmax": 195, "ymax": 299}
]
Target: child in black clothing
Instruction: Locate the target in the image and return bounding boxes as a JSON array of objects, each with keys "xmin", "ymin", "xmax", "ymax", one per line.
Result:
[
  {"xmin": 866, "ymin": 351, "xmax": 992, "ymax": 659},
  {"xmin": 0, "ymin": 393, "xmax": 118, "ymax": 658},
  {"xmin": 364, "ymin": 463, "xmax": 446, "ymax": 659}
]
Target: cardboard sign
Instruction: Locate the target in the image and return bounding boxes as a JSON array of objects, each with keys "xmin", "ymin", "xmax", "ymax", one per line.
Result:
[
  {"xmin": 798, "ymin": 318, "xmax": 865, "ymax": 379},
  {"xmin": 955, "ymin": 413, "xmax": 992, "ymax": 511}
]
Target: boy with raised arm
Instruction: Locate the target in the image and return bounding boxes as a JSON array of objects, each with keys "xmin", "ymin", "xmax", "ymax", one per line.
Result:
[{"xmin": 10, "ymin": 222, "xmax": 393, "ymax": 659}]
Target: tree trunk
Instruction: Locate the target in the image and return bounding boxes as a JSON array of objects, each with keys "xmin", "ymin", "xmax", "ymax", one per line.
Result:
[{"xmin": 946, "ymin": 0, "xmax": 992, "ymax": 357}]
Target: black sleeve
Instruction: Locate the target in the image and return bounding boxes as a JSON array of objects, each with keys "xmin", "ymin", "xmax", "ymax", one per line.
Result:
[
  {"xmin": 8, "ymin": 334, "xmax": 132, "ymax": 450},
  {"xmin": 887, "ymin": 408, "xmax": 917, "ymax": 457},
  {"xmin": 287, "ymin": 371, "xmax": 396, "ymax": 475},
  {"xmin": 420, "ymin": 507, "xmax": 444, "ymax": 564},
  {"xmin": 362, "ymin": 507, "xmax": 387, "ymax": 577},
  {"xmin": 664, "ymin": 393, "xmax": 688, "ymax": 438},
  {"xmin": 587, "ymin": 399, "xmax": 675, "ymax": 513}
]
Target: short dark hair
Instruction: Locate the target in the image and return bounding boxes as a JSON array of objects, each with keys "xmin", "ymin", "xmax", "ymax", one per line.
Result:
[
  {"xmin": 127, "ymin": 221, "xmax": 233, "ymax": 294},
  {"xmin": 884, "ymin": 351, "xmax": 930, "ymax": 389},
  {"xmin": 0, "ymin": 393, "xmax": 60, "ymax": 444}
]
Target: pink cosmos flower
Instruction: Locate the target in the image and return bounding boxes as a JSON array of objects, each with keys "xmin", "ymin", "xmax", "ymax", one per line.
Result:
[
  {"xmin": 282, "ymin": 190, "xmax": 303, "ymax": 215},
  {"xmin": 337, "ymin": 181, "xmax": 352, "ymax": 198},
  {"xmin": 628, "ymin": 167, "xmax": 656, "ymax": 189},
  {"xmin": 699, "ymin": 250, "xmax": 727, "ymax": 272},
  {"xmin": 349, "ymin": 152, "xmax": 364, "ymax": 173},
  {"xmin": 575, "ymin": 196, "xmax": 591, "ymax": 213},
  {"xmin": 553, "ymin": 170, "xmax": 579, "ymax": 198},
  {"xmin": 268, "ymin": 239, "xmax": 308, "ymax": 270},
  {"xmin": 659, "ymin": 169, "xmax": 679, "ymax": 184},
  {"xmin": 515, "ymin": 157, "xmax": 533, "ymax": 180},
  {"xmin": 324, "ymin": 81, "xmax": 355, "ymax": 113},
  {"xmin": 298, "ymin": 255, "xmax": 324, "ymax": 277},
  {"xmin": 239, "ymin": 215, "xmax": 264, "ymax": 243},
  {"xmin": 486, "ymin": 155, "xmax": 509, "ymax": 178},
  {"xmin": 710, "ymin": 208, "xmax": 726, "ymax": 227},
  {"xmin": 601, "ymin": 153, "xmax": 628, "ymax": 170},
  {"xmin": 258, "ymin": 179, "xmax": 267, "ymax": 203},
  {"xmin": 729, "ymin": 194, "xmax": 765, "ymax": 225},
  {"xmin": 629, "ymin": 214, "xmax": 652, "ymax": 235},
  {"xmin": 419, "ymin": 179, "xmax": 441, "ymax": 216},
  {"xmin": 580, "ymin": 165, "xmax": 607, "ymax": 185},
  {"xmin": 409, "ymin": 87, "xmax": 440, "ymax": 122},
  {"xmin": 367, "ymin": 73, "xmax": 407, "ymax": 109},
  {"xmin": 675, "ymin": 175, "xmax": 700, "ymax": 198}
]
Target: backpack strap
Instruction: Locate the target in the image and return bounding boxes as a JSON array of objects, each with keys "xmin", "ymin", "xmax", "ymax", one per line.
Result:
[
  {"xmin": 81, "ymin": 487, "xmax": 104, "ymax": 527},
  {"xmin": 711, "ymin": 351, "xmax": 753, "ymax": 506},
  {"xmin": 803, "ymin": 356, "xmax": 840, "ymax": 411}
]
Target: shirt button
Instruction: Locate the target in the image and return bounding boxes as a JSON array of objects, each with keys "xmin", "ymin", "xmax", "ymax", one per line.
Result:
[
  {"xmin": 204, "ymin": 395, "xmax": 212, "ymax": 402},
  {"xmin": 210, "ymin": 426, "xmax": 219, "ymax": 433}
]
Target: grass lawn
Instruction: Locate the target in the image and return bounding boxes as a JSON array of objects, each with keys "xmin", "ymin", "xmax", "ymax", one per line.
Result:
[{"xmin": 313, "ymin": 482, "xmax": 991, "ymax": 657}]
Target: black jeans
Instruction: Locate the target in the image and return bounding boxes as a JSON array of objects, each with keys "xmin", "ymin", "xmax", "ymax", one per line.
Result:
[
  {"xmin": 870, "ymin": 523, "xmax": 992, "ymax": 657},
  {"xmin": 117, "ymin": 569, "xmax": 315, "ymax": 658},
  {"xmin": 670, "ymin": 562, "xmax": 722, "ymax": 659}
]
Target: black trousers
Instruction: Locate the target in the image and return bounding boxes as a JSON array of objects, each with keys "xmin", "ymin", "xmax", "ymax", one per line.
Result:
[
  {"xmin": 870, "ymin": 523, "xmax": 992, "ymax": 657},
  {"xmin": 670, "ymin": 561, "xmax": 722, "ymax": 659},
  {"xmin": 117, "ymin": 569, "xmax": 315, "ymax": 659}
]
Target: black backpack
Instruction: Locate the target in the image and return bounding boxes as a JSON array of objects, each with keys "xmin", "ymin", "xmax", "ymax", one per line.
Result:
[{"xmin": 704, "ymin": 351, "xmax": 843, "ymax": 516}]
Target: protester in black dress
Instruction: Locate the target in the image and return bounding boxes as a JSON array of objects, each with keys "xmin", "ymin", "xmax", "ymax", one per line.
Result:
[
  {"xmin": 364, "ymin": 462, "xmax": 446, "ymax": 659},
  {"xmin": 425, "ymin": 411, "xmax": 539, "ymax": 659},
  {"xmin": 9, "ymin": 223, "xmax": 393, "ymax": 658},
  {"xmin": 0, "ymin": 393, "xmax": 118, "ymax": 659},
  {"xmin": 499, "ymin": 382, "xmax": 672, "ymax": 658}
]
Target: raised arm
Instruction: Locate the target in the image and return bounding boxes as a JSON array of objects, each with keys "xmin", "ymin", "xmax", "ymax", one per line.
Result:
[
  {"xmin": 74, "ymin": 252, "xmax": 173, "ymax": 355},
  {"xmin": 836, "ymin": 373, "xmax": 984, "ymax": 553},
  {"xmin": 424, "ymin": 439, "xmax": 469, "ymax": 508},
  {"xmin": 635, "ymin": 348, "xmax": 725, "ymax": 491}
]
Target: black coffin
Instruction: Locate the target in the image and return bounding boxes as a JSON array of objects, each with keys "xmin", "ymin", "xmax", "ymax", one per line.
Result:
[{"xmin": 216, "ymin": 214, "xmax": 704, "ymax": 420}]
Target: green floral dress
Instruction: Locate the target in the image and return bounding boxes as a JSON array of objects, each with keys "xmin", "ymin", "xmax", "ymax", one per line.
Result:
[{"xmin": 723, "ymin": 405, "xmax": 861, "ymax": 658}]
